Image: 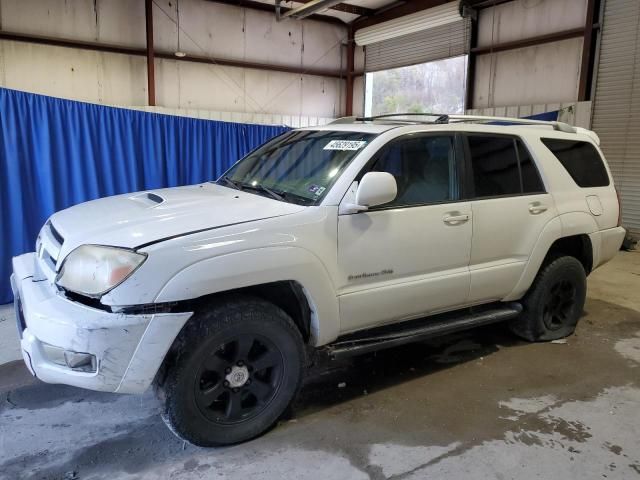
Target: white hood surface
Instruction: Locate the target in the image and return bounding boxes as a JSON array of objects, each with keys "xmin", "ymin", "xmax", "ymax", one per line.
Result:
[{"xmin": 50, "ymin": 183, "xmax": 306, "ymax": 260}]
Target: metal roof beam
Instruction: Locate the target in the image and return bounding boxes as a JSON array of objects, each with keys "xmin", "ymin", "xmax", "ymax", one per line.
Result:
[
  {"xmin": 203, "ymin": 0, "xmax": 346, "ymax": 25},
  {"xmin": 293, "ymin": 0, "xmax": 375, "ymax": 16}
]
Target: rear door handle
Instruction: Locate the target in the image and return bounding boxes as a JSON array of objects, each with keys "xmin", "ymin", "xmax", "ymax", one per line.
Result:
[
  {"xmin": 443, "ymin": 213, "xmax": 470, "ymax": 225},
  {"xmin": 528, "ymin": 202, "xmax": 548, "ymax": 215}
]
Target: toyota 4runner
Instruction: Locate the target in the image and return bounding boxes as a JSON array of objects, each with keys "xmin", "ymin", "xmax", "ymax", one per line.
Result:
[{"xmin": 11, "ymin": 113, "xmax": 626, "ymax": 446}]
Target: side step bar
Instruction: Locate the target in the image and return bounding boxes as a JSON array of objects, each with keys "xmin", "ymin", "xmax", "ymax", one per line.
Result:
[{"xmin": 326, "ymin": 303, "xmax": 522, "ymax": 360}]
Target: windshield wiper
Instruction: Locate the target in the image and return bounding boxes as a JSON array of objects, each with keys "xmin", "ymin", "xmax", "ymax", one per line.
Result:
[
  {"xmin": 220, "ymin": 176, "xmax": 243, "ymax": 191},
  {"xmin": 221, "ymin": 178, "xmax": 312, "ymax": 204},
  {"xmin": 241, "ymin": 183, "xmax": 284, "ymax": 202}
]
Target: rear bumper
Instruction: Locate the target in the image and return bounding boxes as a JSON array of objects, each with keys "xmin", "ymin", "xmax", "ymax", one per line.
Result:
[
  {"xmin": 590, "ymin": 226, "xmax": 626, "ymax": 269},
  {"xmin": 11, "ymin": 252, "xmax": 192, "ymax": 394}
]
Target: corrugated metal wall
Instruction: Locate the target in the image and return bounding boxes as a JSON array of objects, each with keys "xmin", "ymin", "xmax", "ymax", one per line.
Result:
[{"xmin": 591, "ymin": 0, "xmax": 640, "ymax": 235}]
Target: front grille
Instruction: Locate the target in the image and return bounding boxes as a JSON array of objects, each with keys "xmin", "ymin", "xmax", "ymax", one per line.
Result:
[
  {"xmin": 36, "ymin": 221, "xmax": 65, "ymax": 283},
  {"xmin": 49, "ymin": 223, "xmax": 64, "ymax": 245},
  {"xmin": 14, "ymin": 296, "xmax": 26, "ymax": 338}
]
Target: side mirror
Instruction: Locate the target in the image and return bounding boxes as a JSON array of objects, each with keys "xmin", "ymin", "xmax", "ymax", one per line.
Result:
[{"xmin": 343, "ymin": 172, "xmax": 397, "ymax": 214}]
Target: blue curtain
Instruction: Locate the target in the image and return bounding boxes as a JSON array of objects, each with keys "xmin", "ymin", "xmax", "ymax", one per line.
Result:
[{"xmin": 0, "ymin": 88, "xmax": 289, "ymax": 304}]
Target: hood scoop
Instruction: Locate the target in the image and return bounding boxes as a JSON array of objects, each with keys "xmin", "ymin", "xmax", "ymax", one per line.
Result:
[
  {"xmin": 146, "ymin": 192, "xmax": 164, "ymax": 204},
  {"xmin": 130, "ymin": 192, "xmax": 165, "ymax": 207}
]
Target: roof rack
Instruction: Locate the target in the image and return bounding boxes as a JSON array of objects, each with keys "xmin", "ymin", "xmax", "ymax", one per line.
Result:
[
  {"xmin": 331, "ymin": 112, "xmax": 577, "ymax": 133},
  {"xmin": 355, "ymin": 113, "xmax": 448, "ymax": 124},
  {"xmin": 445, "ymin": 114, "xmax": 577, "ymax": 133}
]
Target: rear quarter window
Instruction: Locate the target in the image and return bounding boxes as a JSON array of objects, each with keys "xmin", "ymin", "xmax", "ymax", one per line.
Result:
[{"xmin": 540, "ymin": 138, "xmax": 610, "ymax": 188}]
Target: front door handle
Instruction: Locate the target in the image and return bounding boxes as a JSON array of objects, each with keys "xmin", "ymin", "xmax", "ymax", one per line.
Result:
[
  {"xmin": 528, "ymin": 202, "xmax": 548, "ymax": 215},
  {"xmin": 443, "ymin": 213, "xmax": 470, "ymax": 225}
]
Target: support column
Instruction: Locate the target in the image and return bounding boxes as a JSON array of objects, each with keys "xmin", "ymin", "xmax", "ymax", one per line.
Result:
[
  {"xmin": 578, "ymin": 0, "xmax": 596, "ymax": 101},
  {"xmin": 345, "ymin": 25, "xmax": 355, "ymax": 116},
  {"xmin": 145, "ymin": 0, "xmax": 156, "ymax": 106},
  {"xmin": 465, "ymin": 17, "xmax": 478, "ymax": 110}
]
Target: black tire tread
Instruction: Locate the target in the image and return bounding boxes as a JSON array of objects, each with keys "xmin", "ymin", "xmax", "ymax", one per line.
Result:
[
  {"xmin": 158, "ymin": 295, "xmax": 304, "ymax": 447},
  {"xmin": 509, "ymin": 255, "xmax": 586, "ymax": 342}
]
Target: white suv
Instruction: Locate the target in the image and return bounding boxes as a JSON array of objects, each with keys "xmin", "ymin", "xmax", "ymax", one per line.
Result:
[{"xmin": 11, "ymin": 114, "xmax": 625, "ymax": 446}]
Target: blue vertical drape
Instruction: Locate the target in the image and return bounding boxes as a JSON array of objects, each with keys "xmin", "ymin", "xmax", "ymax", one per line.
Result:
[{"xmin": 0, "ymin": 88, "xmax": 289, "ymax": 304}]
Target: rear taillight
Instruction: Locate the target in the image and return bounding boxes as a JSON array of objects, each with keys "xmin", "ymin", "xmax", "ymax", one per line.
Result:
[{"xmin": 615, "ymin": 187, "xmax": 623, "ymax": 227}]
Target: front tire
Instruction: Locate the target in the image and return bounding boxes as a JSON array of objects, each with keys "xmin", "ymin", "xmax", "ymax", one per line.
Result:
[
  {"xmin": 509, "ymin": 255, "xmax": 587, "ymax": 342},
  {"xmin": 159, "ymin": 296, "xmax": 305, "ymax": 447}
]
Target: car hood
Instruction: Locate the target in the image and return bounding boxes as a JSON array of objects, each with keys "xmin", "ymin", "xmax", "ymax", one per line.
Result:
[{"xmin": 50, "ymin": 183, "xmax": 306, "ymax": 259}]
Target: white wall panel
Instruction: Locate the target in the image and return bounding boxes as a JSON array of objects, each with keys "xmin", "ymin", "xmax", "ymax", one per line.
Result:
[
  {"xmin": 477, "ymin": 0, "xmax": 587, "ymax": 47},
  {"xmin": 467, "ymin": 101, "xmax": 592, "ymax": 129},
  {"xmin": 352, "ymin": 76, "xmax": 364, "ymax": 117},
  {"xmin": 473, "ymin": 38, "xmax": 583, "ymax": 108},
  {"xmin": 95, "ymin": 1, "xmax": 146, "ymax": 47},
  {"xmin": 0, "ymin": 0, "xmax": 344, "ymax": 119},
  {"xmin": 0, "ymin": 0, "xmax": 101, "ymax": 41},
  {"xmin": 174, "ymin": 0, "xmax": 248, "ymax": 59},
  {"xmin": 300, "ymin": 75, "xmax": 343, "ymax": 118},
  {"xmin": 300, "ymin": 21, "xmax": 346, "ymax": 71},
  {"xmin": 0, "ymin": 40, "xmax": 148, "ymax": 105}
]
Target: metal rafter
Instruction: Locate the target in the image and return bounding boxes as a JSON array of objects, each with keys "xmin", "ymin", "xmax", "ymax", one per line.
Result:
[
  {"xmin": 279, "ymin": 0, "xmax": 350, "ymax": 20},
  {"xmin": 203, "ymin": 0, "xmax": 347, "ymax": 24},
  {"xmin": 292, "ymin": 0, "xmax": 374, "ymax": 16},
  {"xmin": 470, "ymin": 27, "xmax": 588, "ymax": 55}
]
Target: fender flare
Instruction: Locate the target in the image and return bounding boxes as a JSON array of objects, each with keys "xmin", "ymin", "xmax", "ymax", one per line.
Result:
[
  {"xmin": 504, "ymin": 212, "xmax": 598, "ymax": 301},
  {"xmin": 154, "ymin": 246, "xmax": 340, "ymax": 346}
]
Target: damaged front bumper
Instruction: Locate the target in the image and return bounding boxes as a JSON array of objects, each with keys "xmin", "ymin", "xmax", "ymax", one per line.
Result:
[{"xmin": 11, "ymin": 252, "xmax": 192, "ymax": 394}]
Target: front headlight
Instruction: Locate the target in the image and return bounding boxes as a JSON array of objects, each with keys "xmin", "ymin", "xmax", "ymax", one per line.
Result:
[{"xmin": 56, "ymin": 245, "xmax": 147, "ymax": 297}]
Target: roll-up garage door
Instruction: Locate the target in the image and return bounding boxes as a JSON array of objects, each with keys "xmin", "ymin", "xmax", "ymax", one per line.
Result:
[
  {"xmin": 591, "ymin": 0, "xmax": 640, "ymax": 235},
  {"xmin": 356, "ymin": 1, "xmax": 471, "ymax": 73}
]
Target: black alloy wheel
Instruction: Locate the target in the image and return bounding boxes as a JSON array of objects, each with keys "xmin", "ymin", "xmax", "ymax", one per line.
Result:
[
  {"xmin": 542, "ymin": 280, "xmax": 577, "ymax": 331},
  {"xmin": 509, "ymin": 255, "xmax": 587, "ymax": 342},
  {"xmin": 194, "ymin": 335, "xmax": 284, "ymax": 424}
]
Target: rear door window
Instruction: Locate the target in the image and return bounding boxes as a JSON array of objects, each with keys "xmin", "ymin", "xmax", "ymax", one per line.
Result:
[
  {"xmin": 540, "ymin": 138, "xmax": 610, "ymax": 187},
  {"xmin": 467, "ymin": 135, "xmax": 521, "ymax": 197},
  {"xmin": 466, "ymin": 135, "xmax": 545, "ymax": 198}
]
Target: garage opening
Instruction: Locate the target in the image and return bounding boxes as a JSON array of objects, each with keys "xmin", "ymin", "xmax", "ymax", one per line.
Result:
[{"xmin": 364, "ymin": 55, "xmax": 468, "ymax": 116}]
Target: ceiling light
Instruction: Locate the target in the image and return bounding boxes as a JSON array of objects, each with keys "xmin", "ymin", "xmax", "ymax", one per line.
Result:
[{"xmin": 175, "ymin": 0, "xmax": 186, "ymax": 58}]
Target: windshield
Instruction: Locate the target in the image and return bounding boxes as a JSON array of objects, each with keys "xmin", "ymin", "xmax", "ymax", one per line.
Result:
[{"xmin": 218, "ymin": 130, "xmax": 377, "ymax": 205}]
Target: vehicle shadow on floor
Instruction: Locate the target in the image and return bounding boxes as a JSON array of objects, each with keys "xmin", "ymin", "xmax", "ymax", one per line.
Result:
[{"xmin": 292, "ymin": 322, "xmax": 521, "ymax": 418}]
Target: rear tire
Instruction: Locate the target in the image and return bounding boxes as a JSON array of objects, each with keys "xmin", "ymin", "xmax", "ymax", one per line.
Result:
[
  {"xmin": 158, "ymin": 296, "xmax": 305, "ymax": 447},
  {"xmin": 509, "ymin": 255, "xmax": 586, "ymax": 342}
]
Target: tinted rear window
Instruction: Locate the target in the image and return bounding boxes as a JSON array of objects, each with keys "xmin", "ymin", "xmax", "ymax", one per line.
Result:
[
  {"xmin": 467, "ymin": 135, "xmax": 545, "ymax": 197},
  {"xmin": 541, "ymin": 139, "xmax": 610, "ymax": 187},
  {"xmin": 468, "ymin": 136, "xmax": 521, "ymax": 197}
]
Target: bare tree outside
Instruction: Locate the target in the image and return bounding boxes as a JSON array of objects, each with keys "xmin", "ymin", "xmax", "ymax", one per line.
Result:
[{"xmin": 365, "ymin": 56, "xmax": 467, "ymax": 116}]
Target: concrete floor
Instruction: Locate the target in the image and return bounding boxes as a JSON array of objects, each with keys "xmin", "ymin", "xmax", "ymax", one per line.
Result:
[{"xmin": 1, "ymin": 252, "xmax": 639, "ymax": 480}]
